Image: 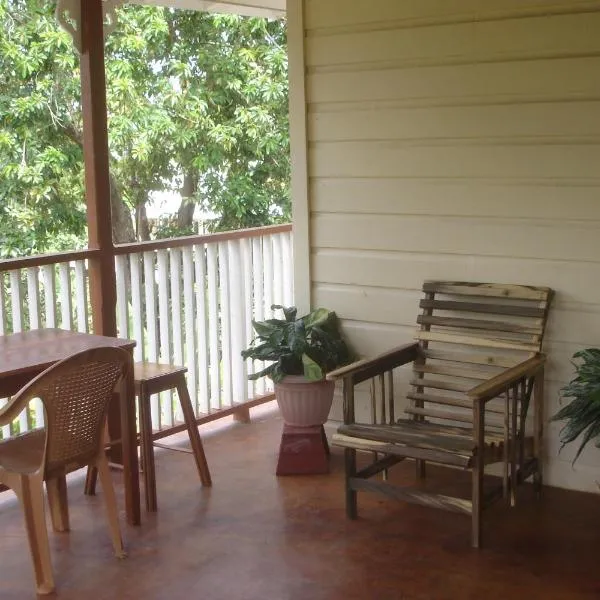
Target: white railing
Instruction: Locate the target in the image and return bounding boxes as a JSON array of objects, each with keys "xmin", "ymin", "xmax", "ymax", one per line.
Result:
[
  {"xmin": 0, "ymin": 224, "xmax": 293, "ymax": 439},
  {"xmin": 0, "ymin": 251, "xmax": 92, "ymax": 438}
]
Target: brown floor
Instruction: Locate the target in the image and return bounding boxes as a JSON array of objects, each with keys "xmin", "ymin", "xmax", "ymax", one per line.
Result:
[{"xmin": 0, "ymin": 404, "xmax": 599, "ymax": 600}]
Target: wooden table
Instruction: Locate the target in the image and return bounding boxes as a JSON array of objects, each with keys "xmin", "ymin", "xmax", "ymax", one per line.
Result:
[{"xmin": 0, "ymin": 328, "xmax": 141, "ymax": 526}]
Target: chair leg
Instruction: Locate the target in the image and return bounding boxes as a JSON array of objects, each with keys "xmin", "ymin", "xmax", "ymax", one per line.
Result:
[
  {"xmin": 46, "ymin": 476, "xmax": 70, "ymax": 532},
  {"xmin": 176, "ymin": 378, "xmax": 212, "ymax": 487},
  {"xmin": 138, "ymin": 382, "xmax": 158, "ymax": 512},
  {"xmin": 471, "ymin": 459, "xmax": 484, "ymax": 549},
  {"xmin": 416, "ymin": 459, "xmax": 426, "ymax": 480},
  {"xmin": 533, "ymin": 462, "xmax": 543, "ymax": 499},
  {"xmin": 85, "ymin": 420, "xmax": 111, "ymax": 496},
  {"xmin": 345, "ymin": 447, "xmax": 358, "ymax": 519},
  {"xmin": 533, "ymin": 372, "xmax": 544, "ymax": 499},
  {"xmin": 84, "ymin": 466, "xmax": 98, "ymax": 495},
  {"xmin": 96, "ymin": 453, "xmax": 126, "ymax": 559},
  {"xmin": 16, "ymin": 475, "xmax": 55, "ymax": 595}
]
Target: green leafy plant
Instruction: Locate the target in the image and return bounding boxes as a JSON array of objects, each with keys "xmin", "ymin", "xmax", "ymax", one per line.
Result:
[
  {"xmin": 552, "ymin": 348, "xmax": 600, "ymax": 464},
  {"xmin": 241, "ymin": 305, "xmax": 352, "ymax": 383}
]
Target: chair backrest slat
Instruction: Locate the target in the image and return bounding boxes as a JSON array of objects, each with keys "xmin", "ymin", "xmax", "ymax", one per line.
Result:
[
  {"xmin": 415, "ymin": 330, "xmax": 541, "ymax": 353},
  {"xmin": 422, "ymin": 281, "xmax": 550, "ymax": 301},
  {"xmin": 408, "ymin": 281, "xmax": 553, "ymax": 427}
]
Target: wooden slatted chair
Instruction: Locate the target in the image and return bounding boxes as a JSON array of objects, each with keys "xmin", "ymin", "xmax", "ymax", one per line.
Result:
[{"xmin": 328, "ymin": 281, "xmax": 553, "ymax": 548}]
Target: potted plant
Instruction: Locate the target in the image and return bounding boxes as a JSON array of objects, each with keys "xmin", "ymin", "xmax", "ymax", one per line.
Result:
[
  {"xmin": 242, "ymin": 305, "xmax": 352, "ymax": 427},
  {"xmin": 552, "ymin": 348, "xmax": 600, "ymax": 463}
]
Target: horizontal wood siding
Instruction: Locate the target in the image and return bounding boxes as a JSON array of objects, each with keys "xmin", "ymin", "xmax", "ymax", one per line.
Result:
[{"xmin": 303, "ymin": 0, "xmax": 600, "ymax": 492}]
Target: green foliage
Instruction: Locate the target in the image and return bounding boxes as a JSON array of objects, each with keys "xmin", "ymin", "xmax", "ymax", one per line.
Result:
[
  {"xmin": 0, "ymin": 1, "xmax": 289, "ymax": 256},
  {"xmin": 552, "ymin": 348, "xmax": 600, "ymax": 464},
  {"xmin": 242, "ymin": 305, "xmax": 352, "ymax": 383},
  {"xmin": 0, "ymin": 0, "xmax": 86, "ymax": 257}
]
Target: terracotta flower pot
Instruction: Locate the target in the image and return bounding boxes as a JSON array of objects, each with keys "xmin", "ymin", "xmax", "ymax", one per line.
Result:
[{"xmin": 274, "ymin": 375, "xmax": 335, "ymax": 427}]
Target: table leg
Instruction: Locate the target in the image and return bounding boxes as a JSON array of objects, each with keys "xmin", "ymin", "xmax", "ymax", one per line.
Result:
[{"xmin": 120, "ymin": 357, "xmax": 140, "ymax": 526}]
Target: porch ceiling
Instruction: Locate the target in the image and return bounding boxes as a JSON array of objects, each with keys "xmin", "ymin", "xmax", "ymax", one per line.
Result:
[{"xmin": 130, "ymin": 0, "xmax": 285, "ymax": 18}]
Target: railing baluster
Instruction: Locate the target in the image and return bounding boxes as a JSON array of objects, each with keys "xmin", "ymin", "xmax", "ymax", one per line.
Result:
[
  {"xmin": 26, "ymin": 267, "xmax": 41, "ymax": 330},
  {"xmin": 115, "ymin": 254, "xmax": 129, "ymax": 338},
  {"xmin": 26, "ymin": 267, "xmax": 44, "ymax": 428},
  {"xmin": 241, "ymin": 238, "xmax": 253, "ymax": 400},
  {"xmin": 41, "ymin": 265, "xmax": 57, "ymax": 328},
  {"xmin": 228, "ymin": 240, "xmax": 246, "ymax": 405},
  {"xmin": 143, "ymin": 251, "xmax": 160, "ymax": 428},
  {"xmin": 272, "ymin": 232, "xmax": 283, "ymax": 307},
  {"xmin": 194, "ymin": 244, "xmax": 210, "ymax": 415},
  {"xmin": 58, "ymin": 262, "xmax": 73, "ymax": 330},
  {"xmin": 0, "ymin": 277, "xmax": 8, "ymax": 437},
  {"xmin": 218, "ymin": 242, "xmax": 232, "ymax": 408},
  {"xmin": 206, "ymin": 243, "xmax": 220, "ymax": 411},
  {"xmin": 9, "ymin": 270, "xmax": 27, "ymax": 432},
  {"xmin": 74, "ymin": 260, "xmax": 88, "ymax": 333},
  {"xmin": 130, "ymin": 253, "xmax": 143, "ymax": 362},
  {"xmin": 263, "ymin": 234, "xmax": 274, "ymax": 320},
  {"xmin": 157, "ymin": 249, "xmax": 173, "ymax": 426},
  {"xmin": 170, "ymin": 248, "xmax": 184, "ymax": 423},
  {"xmin": 0, "ymin": 273, "xmax": 6, "ymax": 336},
  {"xmin": 282, "ymin": 231, "xmax": 293, "ymax": 306},
  {"xmin": 183, "ymin": 247, "xmax": 198, "ymax": 414},
  {"xmin": 252, "ymin": 237, "xmax": 265, "ymax": 396},
  {"xmin": 10, "ymin": 270, "xmax": 23, "ymax": 333}
]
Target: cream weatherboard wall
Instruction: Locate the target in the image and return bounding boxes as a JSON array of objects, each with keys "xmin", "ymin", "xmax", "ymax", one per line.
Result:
[{"xmin": 288, "ymin": 0, "xmax": 600, "ymax": 493}]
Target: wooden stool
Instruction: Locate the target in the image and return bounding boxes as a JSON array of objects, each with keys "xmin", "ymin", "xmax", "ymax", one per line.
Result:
[{"xmin": 135, "ymin": 362, "xmax": 212, "ymax": 511}]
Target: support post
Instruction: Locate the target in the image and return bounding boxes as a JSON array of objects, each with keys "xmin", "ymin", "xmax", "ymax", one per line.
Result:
[
  {"xmin": 80, "ymin": 0, "xmax": 121, "ymax": 464},
  {"xmin": 81, "ymin": 0, "xmax": 117, "ymax": 337}
]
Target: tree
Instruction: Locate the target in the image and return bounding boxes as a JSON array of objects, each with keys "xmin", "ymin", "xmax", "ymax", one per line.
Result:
[
  {"xmin": 0, "ymin": 0, "xmax": 88, "ymax": 256},
  {"xmin": 0, "ymin": 0, "xmax": 289, "ymax": 257}
]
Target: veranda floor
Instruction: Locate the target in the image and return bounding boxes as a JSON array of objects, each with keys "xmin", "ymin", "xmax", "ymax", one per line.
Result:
[{"xmin": 0, "ymin": 404, "xmax": 598, "ymax": 599}]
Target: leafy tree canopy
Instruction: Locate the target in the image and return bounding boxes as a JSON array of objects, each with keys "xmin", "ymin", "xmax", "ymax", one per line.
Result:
[{"xmin": 0, "ymin": 0, "xmax": 289, "ymax": 257}]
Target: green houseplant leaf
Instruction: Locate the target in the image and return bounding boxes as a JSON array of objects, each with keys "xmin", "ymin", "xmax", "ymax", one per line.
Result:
[
  {"xmin": 551, "ymin": 348, "xmax": 600, "ymax": 464},
  {"xmin": 242, "ymin": 305, "xmax": 352, "ymax": 383},
  {"xmin": 302, "ymin": 353, "xmax": 323, "ymax": 381}
]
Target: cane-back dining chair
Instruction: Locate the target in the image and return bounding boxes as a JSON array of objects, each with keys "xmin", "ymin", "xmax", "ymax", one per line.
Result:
[
  {"xmin": 328, "ymin": 281, "xmax": 553, "ymax": 547},
  {"xmin": 0, "ymin": 346, "xmax": 130, "ymax": 595}
]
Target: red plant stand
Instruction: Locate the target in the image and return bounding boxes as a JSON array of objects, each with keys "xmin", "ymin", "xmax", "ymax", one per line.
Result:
[{"xmin": 276, "ymin": 424, "xmax": 330, "ymax": 475}]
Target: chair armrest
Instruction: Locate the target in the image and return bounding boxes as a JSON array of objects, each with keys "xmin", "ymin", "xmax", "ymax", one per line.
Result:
[
  {"xmin": 467, "ymin": 354, "xmax": 546, "ymax": 404},
  {"xmin": 327, "ymin": 342, "xmax": 419, "ymax": 386},
  {"xmin": 0, "ymin": 393, "xmax": 31, "ymax": 428}
]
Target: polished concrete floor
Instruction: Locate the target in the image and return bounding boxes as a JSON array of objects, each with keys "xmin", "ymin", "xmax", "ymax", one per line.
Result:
[{"xmin": 0, "ymin": 403, "xmax": 598, "ymax": 599}]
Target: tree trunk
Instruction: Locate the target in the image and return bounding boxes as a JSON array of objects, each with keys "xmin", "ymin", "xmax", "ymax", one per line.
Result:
[
  {"xmin": 177, "ymin": 173, "xmax": 196, "ymax": 231},
  {"xmin": 60, "ymin": 123, "xmax": 136, "ymax": 244},
  {"xmin": 136, "ymin": 202, "xmax": 151, "ymax": 241},
  {"xmin": 109, "ymin": 174, "xmax": 136, "ymax": 243}
]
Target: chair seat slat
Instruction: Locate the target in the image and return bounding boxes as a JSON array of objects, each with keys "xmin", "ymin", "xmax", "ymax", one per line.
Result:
[
  {"xmin": 338, "ymin": 423, "xmax": 476, "ymax": 454},
  {"xmin": 337, "ymin": 422, "xmax": 514, "ymax": 454},
  {"xmin": 394, "ymin": 419, "xmax": 507, "ymax": 443},
  {"xmin": 332, "ymin": 432, "xmax": 473, "ymax": 467},
  {"xmin": 405, "ymin": 407, "xmax": 505, "ymax": 431},
  {"xmin": 409, "ymin": 378, "xmax": 471, "ymax": 393},
  {"xmin": 407, "ymin": 392, "xmax": 506, "ymax": 414}
]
